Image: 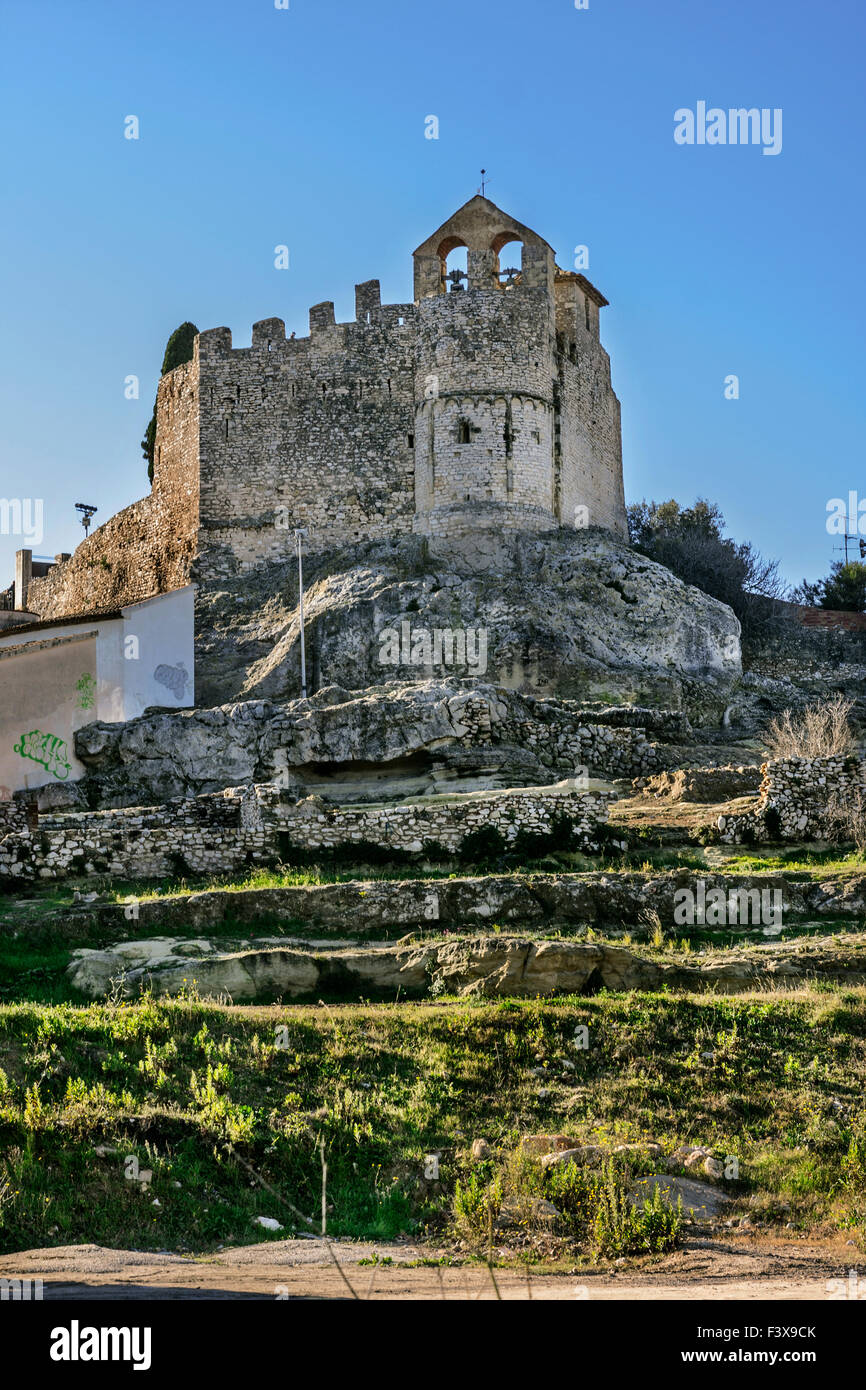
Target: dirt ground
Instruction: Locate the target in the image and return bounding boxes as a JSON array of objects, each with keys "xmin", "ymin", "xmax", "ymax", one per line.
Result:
[
  {"xmin": 608, "ymin": 793, "xmax": 760, "ymax": 838},
  {"xmin": 2, "ymin": 1230, "xmax": 861, "ymax": 1300}
]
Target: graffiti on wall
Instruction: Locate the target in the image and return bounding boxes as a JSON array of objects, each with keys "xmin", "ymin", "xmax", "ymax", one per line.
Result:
[
  {"xmin": 75, "ymin": 672, "xmax": 97, "ymax": 710},
  {"xmin": 154, "ymin": 661, "xmax": 189, "ymax": 700},
  {"xmin": 13, "ymin": 730, "xmax": 71, "ymax": 780}
]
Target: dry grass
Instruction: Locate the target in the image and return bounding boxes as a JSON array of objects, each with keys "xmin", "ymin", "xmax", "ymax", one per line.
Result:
[
  {"xmin": 825, "ymin": 790, "xmax": 866, "ymax": 852},
  {"xmin": 765, "ymin": 694, "xmax": 856, "ymax": 761}
]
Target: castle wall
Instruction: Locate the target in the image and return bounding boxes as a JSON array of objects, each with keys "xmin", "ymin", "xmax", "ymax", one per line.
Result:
[
  {"xmin": 194, "ymin": 297, "xmax": 417, "ymax": 577},
  {"xmin": 554, "ymin": 280, "xmax": 627, "ymax": 538},
  {"xmin": 24, "ymin": 361, "xmax": 200, "ymax": 618},
  {"xmin": 557, "ymin": 351, "xmax": 626, "ymax": 537}
]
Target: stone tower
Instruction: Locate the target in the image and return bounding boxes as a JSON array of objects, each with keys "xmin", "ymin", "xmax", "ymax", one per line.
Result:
[{"xmin": 411, "ymin": 195, "xmax": 626, "ymax": 541}]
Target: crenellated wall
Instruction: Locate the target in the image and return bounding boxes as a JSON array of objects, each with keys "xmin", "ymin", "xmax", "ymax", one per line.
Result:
[{"xmin": 193, "ymin": 294, "xmax": 417, "ymax": 578}]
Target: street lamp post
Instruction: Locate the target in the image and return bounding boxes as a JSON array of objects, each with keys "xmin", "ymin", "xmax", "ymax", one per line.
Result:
[{"xmin": 294, "ymin": 528, "xmax": 308, "ymax": 699}]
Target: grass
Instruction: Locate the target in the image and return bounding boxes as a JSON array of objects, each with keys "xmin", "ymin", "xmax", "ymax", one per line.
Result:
[
  {"xmin": 0, "ymin": 987, "xmax": 864, "ymax": 1259},
  {"xmin": 721, "ymin": 848, "xmax": 866, "ymax": 875}
]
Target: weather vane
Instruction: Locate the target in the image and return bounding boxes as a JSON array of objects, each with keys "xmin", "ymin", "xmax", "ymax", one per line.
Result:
[{"xmin": 479, "ymin": 168, "xmax": 489, "ymax": 197}]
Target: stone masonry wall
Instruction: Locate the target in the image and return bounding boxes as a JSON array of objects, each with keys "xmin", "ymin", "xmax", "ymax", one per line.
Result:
[
  {"xmin": 0, "ymin": 792, "xmax": 256, "ymax": 882},
  {"xmin": 717, "ymin": 755, "xmax": 865, "ymax": 843},
  {"xmin": 0, "ymin": 782, "xmax": 613, "ymax": 881},
  {"xmin": 24, "ymin": 361, "xmax": 200, "ymax": 619},
  {"xmin": 264, "ymin": 785, "xmax": 613, "ymax": 856},
  {"xmin": 194, "ymin": 298, "xmax": 417, "ymax": 578}
]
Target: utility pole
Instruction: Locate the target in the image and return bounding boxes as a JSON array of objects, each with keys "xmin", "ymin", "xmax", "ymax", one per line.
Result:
[{"xmin": 294, "ymin": 528, "xmax": 308, "ymax": 699}]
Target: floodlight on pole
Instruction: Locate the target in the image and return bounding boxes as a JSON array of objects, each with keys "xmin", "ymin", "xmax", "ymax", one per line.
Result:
[
  {"xmin": 294, "ymin": 528, "xmax": 308, "ymax": 699},
  {"xmin": 75, "ymin": 503, "xmax": 98, "ymax": 537}
]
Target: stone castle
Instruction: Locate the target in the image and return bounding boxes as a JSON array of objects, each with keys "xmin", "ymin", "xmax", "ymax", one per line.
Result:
[{"xmin": 21, "ymin": 194, "xmax": 626, "ymax": 620}]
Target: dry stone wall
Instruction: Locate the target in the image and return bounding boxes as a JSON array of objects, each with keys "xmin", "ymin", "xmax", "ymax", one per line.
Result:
[
  {"xmin": 717, "ymin": 755, "xmax": 865, "ymax": 843},
  {"xmin": 0, "ymin": 793, "xmax": 256, "ymax": 882},
  {"xmin": 262, "ymin": 784, "xmax": 613, "ymax": 856},
  {"xmin": 0, "ymin": 782, "xmax": 613, "ymax": 882}
]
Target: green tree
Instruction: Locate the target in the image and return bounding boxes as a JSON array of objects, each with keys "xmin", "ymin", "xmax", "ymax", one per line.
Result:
[
  {"xmin": 141, "ymin": 322, "xmax": 199, "ymax": 483},
  {"xmin": 793, "ymin": 561, "xmax": 866, "ymax": 613},
  {"xmin": 627, "ymin": 496, "xmax": 787, "ymax": 638}
]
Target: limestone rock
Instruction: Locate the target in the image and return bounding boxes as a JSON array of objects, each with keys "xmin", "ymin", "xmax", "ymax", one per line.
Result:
[
  {"xmin": 540, "ymin": 1146, "xmax": 606, "ymax": 1169},
  {"xmin": 66, "ymin": 930, "xmax": 866, "ymax": 1001},
  {"xmin": 629, "ymin": 1175, "xmax": 731, "ymax": 1218},
  {"xmin": 193, "ymin": 529, "xmax": 741, "ymax": 718}
]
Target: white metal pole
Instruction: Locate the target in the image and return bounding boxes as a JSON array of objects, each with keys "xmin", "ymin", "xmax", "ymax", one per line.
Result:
[{"xmin": 295, "ymin": 529, "xmax": 307, "ymax": 699}]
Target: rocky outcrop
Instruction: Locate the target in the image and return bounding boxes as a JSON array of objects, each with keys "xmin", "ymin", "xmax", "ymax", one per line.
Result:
[
  {"xmin": 66, "ymin": 930, "xmax": 866, "ymax": 1001},
  {"xmin": 193, "ymin": 527, "xmax": 742, "ymax": 716},
  {"xmin": 70, "ymin": 679, "xmax": 663, "ymax": 808},
  {"xmin": 41, "ymin": 869, "xmax": 866, "ymax": 941}
]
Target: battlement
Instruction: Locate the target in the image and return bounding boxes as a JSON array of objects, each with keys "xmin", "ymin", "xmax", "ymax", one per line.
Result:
[{"xmin": 197, "ymin": 293, "xmax": 419, "ymax": 362}]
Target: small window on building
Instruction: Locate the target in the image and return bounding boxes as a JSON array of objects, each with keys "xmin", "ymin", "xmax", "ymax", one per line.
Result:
[
  {"xmin": 459, "ymin": 421, "xmax": 471, "ymax": 444},
  {"xmin": 407, "ymin": 433, "xmax": 414, "ymax": 447}
]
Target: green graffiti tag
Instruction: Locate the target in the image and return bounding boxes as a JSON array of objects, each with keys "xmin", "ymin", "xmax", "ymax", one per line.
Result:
[
  {"xmin": 75, "ymin": 672, "xmax": 96, "ymax": 710},
  {"xmin": 13, "ymin": 730, "xmax": 71, "ymax": 780}
]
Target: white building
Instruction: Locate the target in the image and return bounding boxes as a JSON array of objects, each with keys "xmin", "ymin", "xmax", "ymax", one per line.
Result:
[{"xmin": 0, "ymin": 586, "xmax": 194, "ymax": 796}]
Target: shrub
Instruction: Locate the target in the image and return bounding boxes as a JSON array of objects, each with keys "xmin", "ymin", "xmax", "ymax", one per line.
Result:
[
  {"xmin": 512, "ymin": 812, "xmax": 579, "ymax": 858},
  {"xmin": 825, "ymin": 790, "xmax": 866, "ymax": 851},
  {"xmin": 765, "ymin": 694, "xmax": 855, "ymax": 760},
  {"xmin": 593, "ymin": 1161, "xmax": 682, "ymax": 1257},
  {"xmin": 453, "ymin": 1170, "xmax": 503, "ymax": 1238},
  {"xmin": 545, "ymin": 1160, "xmax": 598, "ymax": 1240},
  {"xmin": 457, "ymin": 825, "xmax": 506, "ymax": 864}
]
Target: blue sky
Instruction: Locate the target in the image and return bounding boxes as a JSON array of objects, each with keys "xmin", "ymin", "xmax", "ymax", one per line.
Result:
[{"xmin": 1, "ymin": 0, "xmax": 864, "ymax": 589}]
